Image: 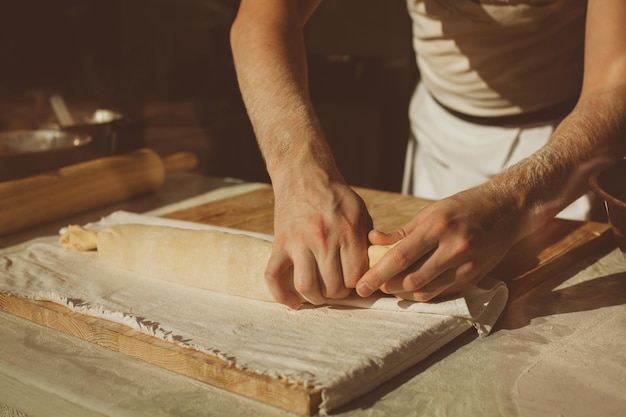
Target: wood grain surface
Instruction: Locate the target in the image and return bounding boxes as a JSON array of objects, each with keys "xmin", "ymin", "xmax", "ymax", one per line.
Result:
[{"xmin": 0, "ymin": 184, "xmax": 615, "ymax": 415}]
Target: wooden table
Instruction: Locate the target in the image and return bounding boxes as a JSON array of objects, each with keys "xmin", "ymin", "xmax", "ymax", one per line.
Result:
[{"xmin": 1, "ymin": 172, "xmax": 625, "ymax": 417}]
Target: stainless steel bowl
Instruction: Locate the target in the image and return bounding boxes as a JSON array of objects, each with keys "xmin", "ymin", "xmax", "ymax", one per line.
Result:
[
  {"xmin": 0, "ymin": 129, "xmax": 92, "ymax": 154},
  {"xmin": 0, "ymin": 129, "xmax": 96, "ymax": 181},
  {"xmin": 589, "ymin": 158, "xmax": 626, "ymax": 261},
  {"xmin": 43, "ymin": 108, "xmax": 126, "ymax": 156}
]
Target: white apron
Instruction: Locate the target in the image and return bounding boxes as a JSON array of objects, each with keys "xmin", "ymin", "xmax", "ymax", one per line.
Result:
[{"xmin": 402, "ymin": 83, "xmax": 592, "ymax": 221}]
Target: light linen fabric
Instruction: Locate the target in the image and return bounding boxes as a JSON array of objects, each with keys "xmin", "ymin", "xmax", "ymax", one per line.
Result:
[{"xmin": 0, "ymin": 210, "xmax": 508, "ymax": 413}]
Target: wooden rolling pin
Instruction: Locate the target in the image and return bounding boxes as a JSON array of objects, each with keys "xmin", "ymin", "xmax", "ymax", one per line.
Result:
[{"xmin": 0, "ymin": 148, "xmax": 197, "ymax": 236}]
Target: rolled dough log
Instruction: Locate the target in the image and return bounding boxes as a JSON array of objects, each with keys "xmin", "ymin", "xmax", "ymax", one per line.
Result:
[{"xmin": 60, "ymin": 224, "xmax": 389, "ymax": 304}]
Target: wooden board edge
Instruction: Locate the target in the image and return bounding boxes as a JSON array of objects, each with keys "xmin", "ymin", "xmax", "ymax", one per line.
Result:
[
  {"xmin": 506, "ymin": 222, "xmax": 615, "ymax": 299},
  {"xmin": 0, "ymin": 292, "xmax": 322, "ymax": 415}
]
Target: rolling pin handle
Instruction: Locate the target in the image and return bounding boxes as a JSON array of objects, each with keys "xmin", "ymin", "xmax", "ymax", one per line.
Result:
[{"xmin": 162, "ymin": 152, "xmax": 198, "ymax": 173}]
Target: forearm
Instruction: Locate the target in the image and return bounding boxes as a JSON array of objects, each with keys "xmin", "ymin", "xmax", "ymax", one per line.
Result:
[
  {"xmin": 488, "ymin": 84, "xmax": 626, "ymax": 234},
  {"xmin": 230, "ymin": 2, "xmax": 373, "ymax": 307},
  {"xmin": 230, "ymin": 1, "xmax": 342, "ymax": 189}
]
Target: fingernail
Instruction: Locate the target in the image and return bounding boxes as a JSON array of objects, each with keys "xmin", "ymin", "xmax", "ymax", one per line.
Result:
[
  {"xmin": 357, "ymin": 282, "xmax": 374, "ymax": 297},
  {"xmin": 288, "ymin": 297, "xmax": 303, "ymax": 310}
]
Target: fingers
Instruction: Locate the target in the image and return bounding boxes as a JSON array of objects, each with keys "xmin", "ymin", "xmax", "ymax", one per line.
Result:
[
  {"xmin": 339, "ymin": 238, "xmax": 370, "ymax": 290},
  {"xmin": 296, "ymin": 237, "xmax": 369, "ymax": 301},
  {"xmin": 387, "ymin": 269, "xmax": 456, "ymax": 302},
  {"xmin": 265, "ymin": 249, "xmax": 302, "ymax": 310},
  {"xmin": 264, "ymin": 181, "xmax": 377, "ymax": 306},
  {"xmin": 267, "ymin": 235, "xmax": 477, "ymax": 308},
  {"xmin": 368, "ymin": 229, "xmax": 399, "ymax": 246},
  {"xmin": 265, "ymin": 248, "xmax": 328, "ymax": 308},
  {"xmin": 265, "ymin": 241, "xmax": 368, "ymax": 308},
  {"xmin": 316, "ymin": 250, "xmax": 348, "ymax": 298},
  {"xmin": 378, "ymin": 252, "xmax": 432, "ymax": 294},
  {"xmin": 358, "ymin": 188, "xmax": 520, "ymax": 302},
  {"xmin": 378, "ymin": 253, "xmax": 480, "ymax": 303},
  {"xmin": 391, "ymin": 265, "xmax": 476, "ymax": 302},
  {"xmin": 357, "ymin": 237, "xmax": 436, "ymax": 297},
  {"xmin": 368, "ymin": 229, "xmax": 411, "ymax": 256},
  {"xmin": 292, "ymin": 252, "xmax": 326, "ymax": 305}
]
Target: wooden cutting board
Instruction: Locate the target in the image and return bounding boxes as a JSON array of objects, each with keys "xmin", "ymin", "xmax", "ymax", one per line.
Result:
[{"xmin": 0, "ymin": 184, "xmax": 615, "ymax": 415}]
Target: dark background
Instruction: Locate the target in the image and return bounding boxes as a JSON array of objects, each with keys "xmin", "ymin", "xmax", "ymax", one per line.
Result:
[{"xmin": 0, "ymin": 0, "xmax": 417, "ymax": 191}]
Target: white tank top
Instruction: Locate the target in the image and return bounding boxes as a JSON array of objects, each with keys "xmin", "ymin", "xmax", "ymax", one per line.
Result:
[{"xmin": 407, "ymin": 0, "xmax": 586, "ymax": 117}]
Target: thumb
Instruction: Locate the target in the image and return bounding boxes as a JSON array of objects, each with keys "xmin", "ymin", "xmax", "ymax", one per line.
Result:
[{"xmin": 368, "ymin": 229, "xmax": 403, "ymax": 246}]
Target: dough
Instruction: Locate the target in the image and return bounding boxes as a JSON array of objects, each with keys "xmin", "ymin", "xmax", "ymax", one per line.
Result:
[
  {"xmin": 60, "ymin": 224, "xmax": 389, "ymax": 303},
  {"xmin": 62, "ymin": 224, "xmax": 277, "ymax": 301}
]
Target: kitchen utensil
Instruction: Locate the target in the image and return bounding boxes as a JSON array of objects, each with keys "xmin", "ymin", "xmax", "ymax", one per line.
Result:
[
  {"xmin": 0, "ymin": 129, "xmax": 94, "ymax": 181},
  {"xmin": 49, "ymin": 94, "xmax": 75, "ymax": 127},
  {"xmin": 0, "ymin": 148, "xmax": 197, "ymax": 236},
  {"xmin": 589, "ymin": 158, "xmax": 626, "ymax": 259},
  {"xmin": 42, "ymin": 107, "xmax": 128, "ymax": 156}
]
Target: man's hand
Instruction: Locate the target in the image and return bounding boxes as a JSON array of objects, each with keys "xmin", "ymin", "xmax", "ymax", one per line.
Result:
[
  {"xmin": 266, "ymin": 179, "xmax": 372, "ymax": 309},
  {"xmin": 357, "ymin": 0, "xmax": 626, "ymax": 302},
  {"xmin": 356, "ymin": 185, "xmax": 524, "ymax": 301},
  {"xmin": 231, "ymin": 0, "xmax": 373, "ymax": 308}
]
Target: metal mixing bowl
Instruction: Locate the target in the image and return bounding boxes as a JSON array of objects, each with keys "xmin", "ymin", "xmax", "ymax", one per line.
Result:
[
  {"xmin": 589, "ymin": 158, "xmax": 626, "ymax": 260},
  {"xmin": 43, "ymin": 108, "xmax": 126, "ymax": 156},
  {"xmin": 0, "ymin": 129, "xmax": 95, "ymax": 181}
]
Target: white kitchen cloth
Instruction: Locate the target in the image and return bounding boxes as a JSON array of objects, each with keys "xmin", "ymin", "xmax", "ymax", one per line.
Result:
[
  {"xmin": 65, "ymin": 210, "xmax": 508, "ymax": 336},
  {"xmin": 0, "ymin": 210, "xmax": 508, "ymax": 413}
]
